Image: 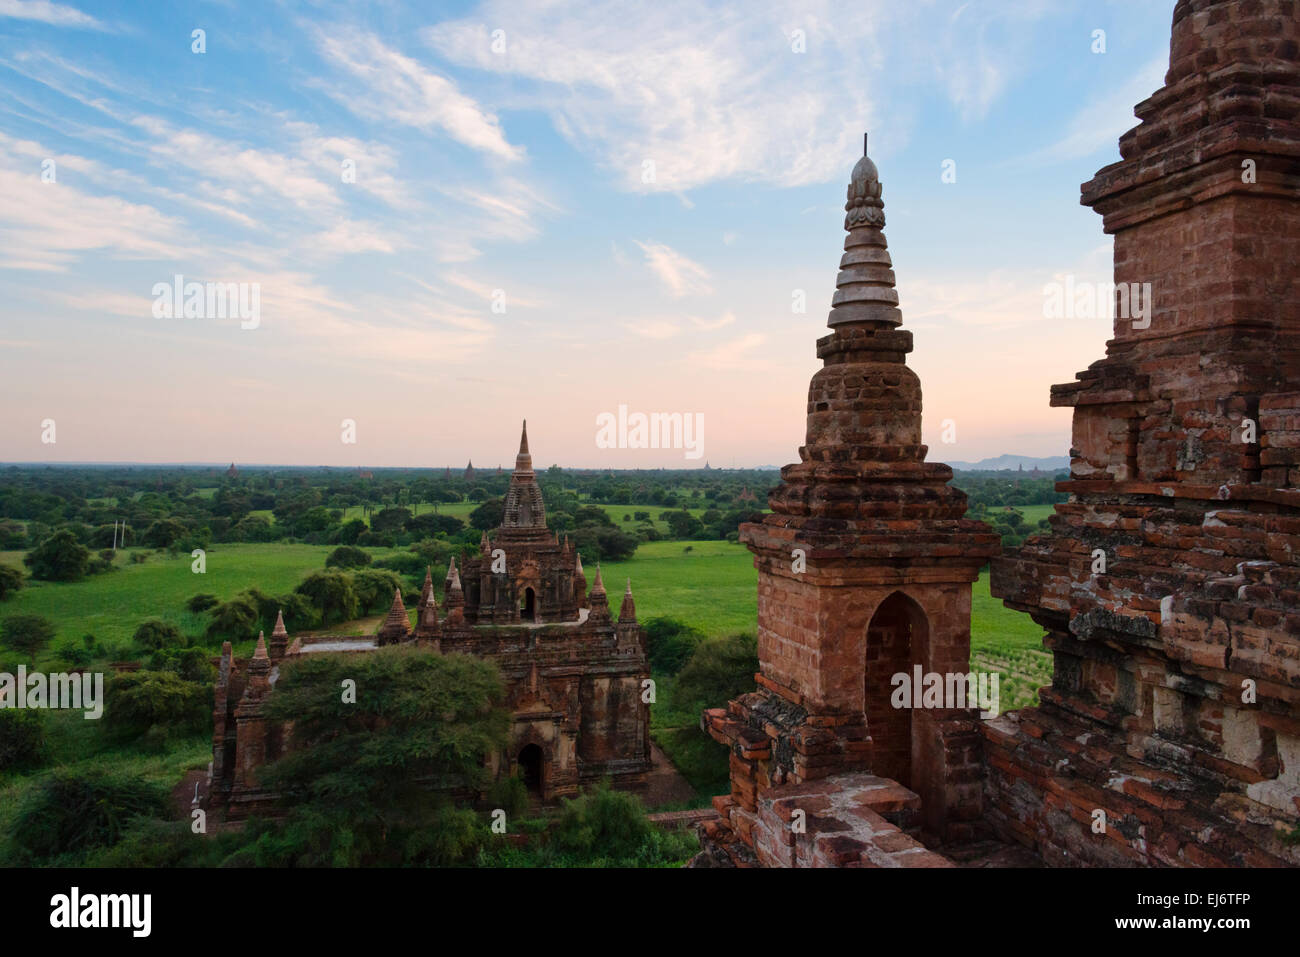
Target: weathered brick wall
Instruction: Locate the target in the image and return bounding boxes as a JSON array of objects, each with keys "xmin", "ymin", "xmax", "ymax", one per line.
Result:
[
  {"xmin": 698, "ymin": 137, "xmax": 998, "ymax": 859},
  {"xmin": 988, "ymin": 0, "xmax": 1300, "ymax": 867}
]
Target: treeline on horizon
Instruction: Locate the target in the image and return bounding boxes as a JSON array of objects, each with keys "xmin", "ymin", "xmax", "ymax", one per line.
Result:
[{"xmin": 0, "ymin": 462, "xmax": 1066, "ymax": 567}]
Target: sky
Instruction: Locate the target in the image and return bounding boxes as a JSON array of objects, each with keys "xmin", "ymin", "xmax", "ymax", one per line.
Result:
[{"xmin": 0, "ymin": 0, "xmax": 1176, "ymax": 469}]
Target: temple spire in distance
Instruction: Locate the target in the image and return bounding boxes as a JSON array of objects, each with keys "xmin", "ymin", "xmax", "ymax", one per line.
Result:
[{"xmin": 501, "ymin": 419, "xmax": 547, "ymax": 532}]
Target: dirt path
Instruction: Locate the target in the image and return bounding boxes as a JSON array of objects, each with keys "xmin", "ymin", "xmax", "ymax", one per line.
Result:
[{"xmin": 642, "ymin": 741, "xmax": 697, "ymax": 809}]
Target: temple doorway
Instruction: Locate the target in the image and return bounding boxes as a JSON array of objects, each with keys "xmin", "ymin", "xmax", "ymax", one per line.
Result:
[
  {"xmin": 864, "ymin": 591, "xmax": 928, "ymax": 788},
  {"xmin": 518, "ymin": 743, "xmax": 543, "ymax": 794},
  {"xmin": 521, "ymin": 587, "xmax": 537, "ymax": 622}
]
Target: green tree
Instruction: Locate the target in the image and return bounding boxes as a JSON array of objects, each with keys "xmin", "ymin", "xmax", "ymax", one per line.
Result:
[
  {"xmin": 205, "ymin": 595, "xmax": 259, "ymax": 642},
  {"xmin": 642, "ymin": 616, "xmax": 703, "ymax": 674},
  {"xmin": 325, "ymin": 545, "xmax": 372, "ymax": 569},
  {"xmin": 6, "ymin": 770, "xmax": 169, "ymax": 864},
  {"xmin": 352, "ymin": 568, "xmax": 405, "ymax": 615},
  {"xmin": 131, "ymin": 618, "xmax": 183, "ymax": 652},
  {"xmin": 23, "ymin": 530, "xmax": 90, "ymax": 581},
  {"xmin": 551, "ymin": 782, "xmax": 653, "ymax": 860},
  {"xmin": 371, "ymin": 507, "xmax": 412, "ymax": 534},
  {"xmin": 1, "ymin": 615, "xmax": 56, "ymax": 656},
  {"xmin": 295, "ymin": 571, "xmax": 359, "ymax": 626},
  {"xmin": 0, "ymin": 564, "xmax": 23, "ymax": 601},
  {"xmin": 335, "ymin": 518, "xmax": 367, "ymax": 545},
  {"xmin": 469, "ymin": 498, "xmax": 505, "ymax": 531},
  {"xmin": 186, "ymin": 593, "xmax": 219, "ymax": 613},
  {"xmin": 104, "ymin": 670, "xmax": 210, "ymax": 748},
  {"xmin": 141, "ymin": 519, "xmax": 187, "ymax": 549},
  {"xmin": 252, "ymin": 646, "xmax": 511, "ymax": 866},
  {"xmin": 663, "ymin": 510, "xmax": 704, "ymax": 539},
  {"xmin": 0, "ymin": 710, "xmax": 46, "ymax": 772},
  {"xmin": 670, "ymin": 634, "xmax": 759, "ymax": 711}
]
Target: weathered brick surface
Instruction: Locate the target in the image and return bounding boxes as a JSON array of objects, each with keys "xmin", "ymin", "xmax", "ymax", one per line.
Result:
[
  {"xmin": 695, "ymin": 138, "xmax": 998, "ymax": 865},
  {"xmin": 989, "ymin": 0, "xmax": 1300, "ymax": 867}
]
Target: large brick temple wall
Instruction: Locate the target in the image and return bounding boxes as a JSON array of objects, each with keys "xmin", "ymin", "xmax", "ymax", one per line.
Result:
[{"xmin": 988, "ymin": 0, "xmax": 1300, "ymax": 866}]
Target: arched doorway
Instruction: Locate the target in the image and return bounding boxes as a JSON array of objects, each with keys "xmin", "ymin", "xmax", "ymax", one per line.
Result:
[
  {"xmin": 517, "ymin": 743, "xmax": 543, "ymax": 794},
  {"xmin": 864, "ymin": 592, "xmax": 927, "ymax": 788},
  {"xmin": 521, "ymin": 587, "xmax": 537, "ymax": 622}
]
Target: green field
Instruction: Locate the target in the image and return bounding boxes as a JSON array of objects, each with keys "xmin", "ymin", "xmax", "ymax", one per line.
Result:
[
  {"xmin": 600, "ymin": 539, "xmax": 756, "ymax": 638},
  {"xmin": 0, "ymin": 543, "xmax": 404, "ymax": 663},
  {"xmin": 992, "ymin": 503, "xmax": 1057, "ymax": 526}
]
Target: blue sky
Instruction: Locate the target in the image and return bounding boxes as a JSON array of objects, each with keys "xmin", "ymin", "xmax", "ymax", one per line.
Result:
[{"xmin": 0, "ymin": 0, "xmax": 1175, "ymax": 468}]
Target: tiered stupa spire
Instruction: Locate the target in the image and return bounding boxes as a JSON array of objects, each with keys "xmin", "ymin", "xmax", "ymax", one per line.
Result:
[
  {"xmin": 618, "ymin": 578, "xmax": 636, "ymax": 623},
  {"xmin": 760, "ymin": 134, "xmax": 1001, "ymax": 530},
  {"xmin": 269, "ymin": 609, "xmax": 289, "ymax": 661},
  {"xmin": 377, "ymin": 587, "xmax": 411, "ymax": 645},
  {"xmin": 499, "ymin": 419, "xmax": 548, "ymax": 542}
]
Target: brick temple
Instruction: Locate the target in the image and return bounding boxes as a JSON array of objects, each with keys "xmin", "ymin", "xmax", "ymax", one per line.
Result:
[
  {"xmin": 696, "ymin": 0, "xmax": 1300, "ymax": 867},
  {"xmin": 206, "ymin": 422, "xmax": 651, "ymax": 819}
]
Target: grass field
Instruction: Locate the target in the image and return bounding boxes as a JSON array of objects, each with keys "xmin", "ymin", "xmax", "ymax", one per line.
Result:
[
  {"xmin": 601, "ymin": 539, "xmax": 757, "ymax": 638},
  {"xmin": 0, "ymin": 543, "xmax": 403, "ymax": 664},
  {"xmin": 987, "ymin": 503, "xmax": 1057, "ymax": 526}
]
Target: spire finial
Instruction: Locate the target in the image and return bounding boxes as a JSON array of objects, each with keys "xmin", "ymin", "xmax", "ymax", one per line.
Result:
[{"xmin": 829, "ymin": 134, "xmax": 898, "ymax": 328}]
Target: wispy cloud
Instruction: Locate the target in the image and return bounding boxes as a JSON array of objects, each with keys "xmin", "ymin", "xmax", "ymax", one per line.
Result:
[
  {"xmin": 634, "ymin": 240, "xmax": 712, "ymax": 297},
  {"xmin": 688, "ymin": 332, "xmax": 770, "ymax": 370},
  {"xmin": 424, "ymin": 0, "xmax": 878, "ymax": 191},
  {"xmin": 0, "ymin": 0, "xmax": 104, "ymax": 30},
  {"xmin": 0, "ymin": 140, "xmax": 193, "ymax": 270},
  {"xmin": 312, "ymin": 25, "xmax": 522, "ymax": 162}
]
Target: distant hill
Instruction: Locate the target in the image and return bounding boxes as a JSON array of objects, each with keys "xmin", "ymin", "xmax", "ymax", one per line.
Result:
[{"xmin": 948, "ymin": 454, "xmax": 1070, "ymax": 472}]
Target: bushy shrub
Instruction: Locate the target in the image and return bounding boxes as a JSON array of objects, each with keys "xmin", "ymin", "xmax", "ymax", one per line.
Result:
[
  {"xmin": 132, "ymin": 618, "xmax": 183, "ymax": 652},
  {"xmin": 375, "ymin": 549, "xmax": 437, "ymax": 580},
  {"xmin": 146, "ymin": 646, "xmax": 216, "ymax": 683},
  {"xmin": 551, "ymin": 782, "xmax": 652, "ymax": 860},
  {"xmin": 82, "ymin": 817, "xmax": 235, "ymax": 867},
  {"xmin": 352, "ymin": 568, "xmax": 404, "ymax": 614},
  {"xmin": 0, "ymin": 710, "xmax": 46, "ymax": 772},
  {"xmin": 569, "ymin": 523, "xmax": 639, "ymax": 562},
  {"xmin": 1, "ymin": 615, "xmax": 56, "ymax": 656},
  {"xmin": 0, "ymin": 564, "xmax": 23, "ymax": 601},
  {"xmin": 325, "ymin": 545, "xmax": 371, "ymax": 569},
  {"xmin": 487, "ymin": 771, "xmax": 529, "ymax": 822},
  {"xmin": 295, "ymin": 571, "xmax": 359, "ymax": 625},
  {"xmin": 642, "ymin": 616, "xmax": 703, "ymax": 674},
  {"xmin": 186, "ymin": 593, "xmax": 219, "ymax": 613},
  {"xmin": 205, "ymin": 595, "xmax": 258, "ymax": 642},
  {"xmin": 7, "ymin": 769, "xmax": 169, "ymax": 864},
  {"xmin": 670, "ymin": 634, "xmax": 759, "ymax": 712},
  {"xmin": 23, "ymin": 530, "xmax": 90, "ymax": 581},
  {"xmin": 104, "ymin": 670, "xmax": 210, "ymax": 748}
]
